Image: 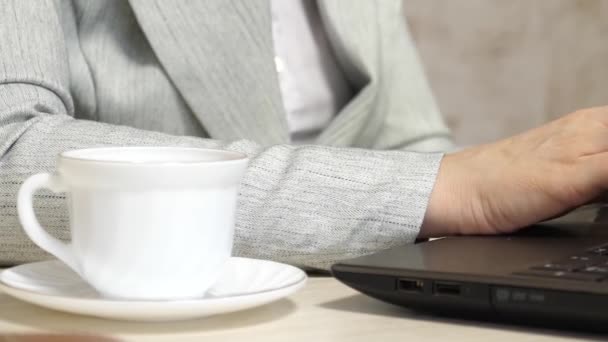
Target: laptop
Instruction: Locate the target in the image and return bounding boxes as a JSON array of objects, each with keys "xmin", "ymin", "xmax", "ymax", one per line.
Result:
[{"xmin": 331, "ymin": 204, "xmax": 608, "ymax": 332}]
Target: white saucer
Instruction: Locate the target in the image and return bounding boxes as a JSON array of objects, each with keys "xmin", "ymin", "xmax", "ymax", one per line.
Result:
[{"xmin": 0, "ymin": 257, "xmax": 306, "ymax": 322}]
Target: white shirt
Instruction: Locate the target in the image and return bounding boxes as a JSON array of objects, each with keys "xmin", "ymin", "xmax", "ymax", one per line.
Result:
[{"xmin": 271, "ymin": 0, "xmax": 352, "ymax": 143}]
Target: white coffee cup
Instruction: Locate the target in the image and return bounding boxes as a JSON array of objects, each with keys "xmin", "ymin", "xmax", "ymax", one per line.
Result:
[{"xmin": 17, "ymin": 147, "xmax": 248, "ymax": 300}]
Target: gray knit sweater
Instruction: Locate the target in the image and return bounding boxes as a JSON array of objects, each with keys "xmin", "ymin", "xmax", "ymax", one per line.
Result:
[{"xmin": 0, "ymin": 0, "xmax": 451, "ymax": 269}]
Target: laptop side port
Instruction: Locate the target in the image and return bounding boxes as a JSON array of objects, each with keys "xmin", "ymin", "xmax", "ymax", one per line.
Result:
[
  {"xmin": 433, "ymin": 281, "xmax": 462, "ymax": 296},
  {"xmin": 397, "ymin": 278, "xmax": 424, "ymax": 293}
]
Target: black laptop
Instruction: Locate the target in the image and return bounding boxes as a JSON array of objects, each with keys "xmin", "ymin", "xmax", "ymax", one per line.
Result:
[{"xmin": 331, "ymin": 204, "xmax": 608, "ymax": 332}]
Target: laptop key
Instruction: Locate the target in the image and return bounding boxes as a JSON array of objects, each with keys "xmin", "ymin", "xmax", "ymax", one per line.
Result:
[
  {"xmin": 531, "ymin": 263, "xmax": 583, "ymax": 271},
  {"xmin": 566, "ymin": 255, "xmax": 595, "ymax": 262},
  {"xmin": 514, "ymin": 270, "xmax": 604, "ymax": 281},
  {"xmin": 580, "ymin": 266, "xmax": 608, "ymax": 274},
  {"xmin": 543, "ymin": 255, "xmax": 607, "ymax": 270},
  {"xmin": 530, "ymin": 255, "xmax": 603, "ymax": 271},
  {"xmin": 587, "ymin": 245, "xmax": 608, "ymax": 255}
]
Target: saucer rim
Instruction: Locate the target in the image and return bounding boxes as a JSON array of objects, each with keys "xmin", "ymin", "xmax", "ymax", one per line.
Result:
[{"xmin": 0, "ymin": 257, "xmax": 307, "ymax": 304}]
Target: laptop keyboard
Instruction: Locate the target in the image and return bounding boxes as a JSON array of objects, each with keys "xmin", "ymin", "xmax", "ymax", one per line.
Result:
[{"xmin": 514, "ymin": 244, "xmax": 608, "ymax": 282}]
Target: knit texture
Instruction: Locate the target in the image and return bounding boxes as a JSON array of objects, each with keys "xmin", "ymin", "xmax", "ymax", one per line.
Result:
[{"xmin": 0, "ymin": 0, "xmax": 450, "ymax": 269}]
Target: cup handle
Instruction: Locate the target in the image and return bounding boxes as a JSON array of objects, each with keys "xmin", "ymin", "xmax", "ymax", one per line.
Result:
[{"xmin": 17, "ymin": 173, "xmax": 78, "ymax": 272}]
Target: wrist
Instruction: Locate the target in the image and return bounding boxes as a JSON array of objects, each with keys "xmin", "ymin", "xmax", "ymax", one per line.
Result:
[{"xmin": 419, "ymin": 150, "xmax": 481, "ymax": 238}]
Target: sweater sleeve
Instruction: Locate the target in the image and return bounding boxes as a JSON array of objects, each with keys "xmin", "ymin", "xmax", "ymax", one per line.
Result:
[{"xmin": 0, "ymin": 0, "xmax": 443, "ymax": 270}]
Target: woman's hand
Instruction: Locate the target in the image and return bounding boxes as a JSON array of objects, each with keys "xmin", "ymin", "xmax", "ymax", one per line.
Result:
[{"xmin": 421, "ymin": 106, "xmax": 608, "ymax": 238}]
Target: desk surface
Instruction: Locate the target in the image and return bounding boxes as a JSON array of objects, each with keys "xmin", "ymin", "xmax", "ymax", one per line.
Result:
[{"xmin": 0, "ymin": 276, "xmax": 604, "ymax": 342}]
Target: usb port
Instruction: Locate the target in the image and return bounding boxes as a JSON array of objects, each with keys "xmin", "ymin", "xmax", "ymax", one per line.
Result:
[
  {"xmin": 397, "ymin": 278, "xmax": 424, "ymax": 293},
  {"xmin": 433, "ymin": 281, "xmax": 462, "ymax": 296}
]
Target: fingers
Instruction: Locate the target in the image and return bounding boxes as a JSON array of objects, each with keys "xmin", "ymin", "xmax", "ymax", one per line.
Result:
[
  {"xmin": 556, "ymin": 108, "xmax": 608, "ymax": 157},
  {"xmin": 582, "ymin": 123, "xmax": 608, "ymax": 156},
  {"xmin": 582, "ymin": 151, "xmax": 608, "ymax": 190},
  {"xmin": 577, "ymin": 106, "xmax": 608, "ymax": 125}
]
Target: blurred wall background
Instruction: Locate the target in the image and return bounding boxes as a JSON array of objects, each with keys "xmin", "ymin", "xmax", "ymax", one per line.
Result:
[{"xmin": 404, "ymin": 0, "xmax": 608, "ymax": 146}]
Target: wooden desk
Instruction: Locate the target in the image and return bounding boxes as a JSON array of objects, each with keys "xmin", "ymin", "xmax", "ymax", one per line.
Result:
[{"xmin": 0, "ymin": 276, "xmax": 604, "ymax": 341}]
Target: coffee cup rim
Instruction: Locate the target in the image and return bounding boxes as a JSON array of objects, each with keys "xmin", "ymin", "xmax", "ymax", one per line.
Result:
[{"xmin": 59, "ymin": 147, "xmax": 249, "ymax": 166}]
